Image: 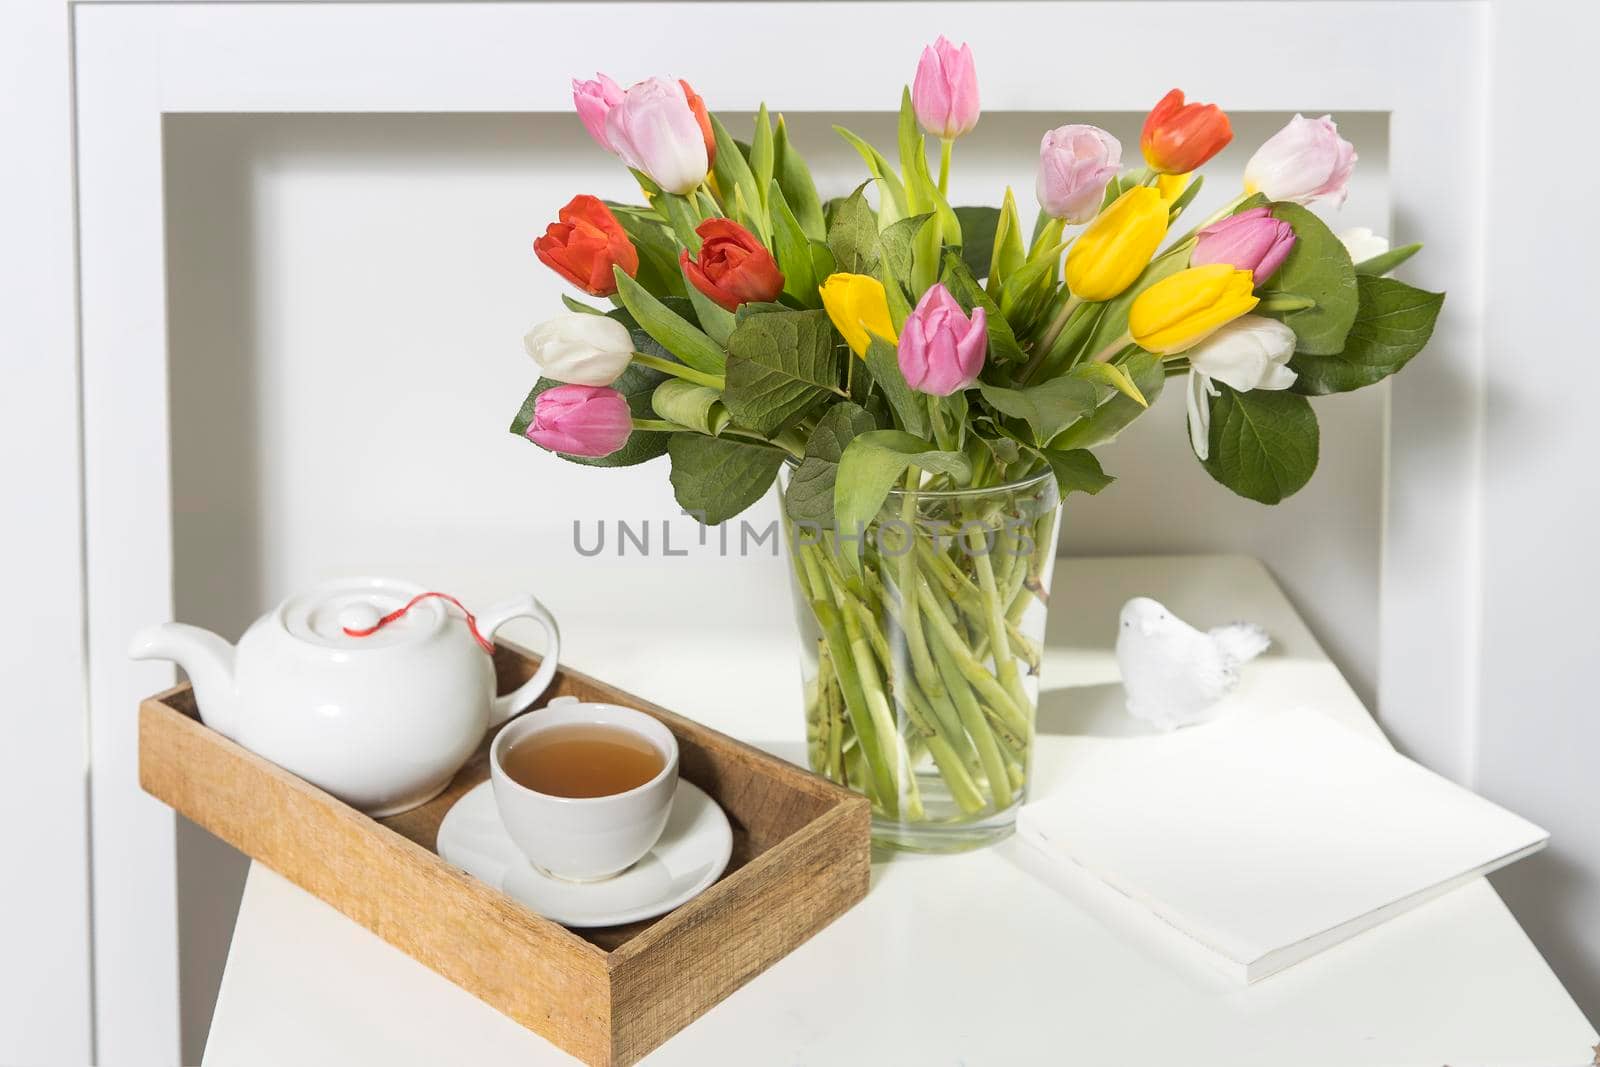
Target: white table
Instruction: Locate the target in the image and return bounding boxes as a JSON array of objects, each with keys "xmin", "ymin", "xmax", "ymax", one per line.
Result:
[{"xmin": 204, "ymin": 557, "xmax": 1598, "ymax": 1066}]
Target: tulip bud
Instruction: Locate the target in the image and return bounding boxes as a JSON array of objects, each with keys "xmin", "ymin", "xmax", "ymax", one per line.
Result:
[
  {"xmin": 679, "ymin": 80, "xmax": 717, "ymax": 168},
  {"xmin": 680, "ymin": 219, "xmax": 784, "ymax": 312},
  {"xmin": 604, "ymin": 77, "xmax": 710, "ymax": 195},
  {"xmin": 819, "ymin": 273, "xmax": 897, "ymax": 357},
  {"xmin": 572, "ymin": 74, "xmax": 624, "ymax": 154},
  {"xmin": 1339, "ymin": 227, "xmax": 1388, "ymax": 264},
  {"xmin": 1064, "ymin": 187, "xmax": 1169, "ymax": 302},
  {"xmin": 912, "ymin": 36, "xmax": 980, "ymax": 140},
  {"xmin": 1192, "ymin": 207, "xmax": 1297, "ymax": 284},
  {"xmin": 533, "ymin": 195, "xmax": 640, "ymax": 297},
  {"xmin": 1129, "ymin": 264, "xmax": 1259, "ymax": 355},
  {"xmin": 1244, "ymin": 114, "xmax": 1357, "ymax": 207},
  {"xmin": 1141, "ymin": 89, "xmax": 1233, "ymax": 175},
  {"xmin": 526, "ymin": 384, "xmax": 633, "ymax": 457},
  {"xmin": 898, "ymin": 283, "xmax": 987, "ymax": 396},
  {"xmin": 524, "ymin": 313, "xmax": 635, "ymax": 387},
  {"xmin": 1184, "ymin": 315, "xmax": 1298, "ymax": 460},
  {"xmin": 1036, "ymin": 125, "xmax": 1122, "ymax": 224}
]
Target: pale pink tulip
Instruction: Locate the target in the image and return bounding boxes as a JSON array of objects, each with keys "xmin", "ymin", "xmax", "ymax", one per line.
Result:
[
  {"xmin": 1036, "ymin": 124, "xmax": 1122, "ymax": 224},
  {"xmin": 572, "ymin": 74, "xmax": 624, "ymax": 153},
  {"xmin": 1244, "ymin": 114, "xmax": 1357, "ymax": 207},
  {"xmin": 898, "ymin": 284, "xmax": 987, "ymax": 396},
  {"xmin": 912, "ymin": 36, "xmax": 980, "ymax": 140},
  {"xmin": 604, "ymin": 77, "xmax": 710, "ymax": 195}
]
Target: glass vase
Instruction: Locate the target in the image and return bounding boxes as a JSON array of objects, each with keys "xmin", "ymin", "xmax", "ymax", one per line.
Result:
[{"xmin": 780, "ymin": 467, "xmax": 1063, "ymax": 852}]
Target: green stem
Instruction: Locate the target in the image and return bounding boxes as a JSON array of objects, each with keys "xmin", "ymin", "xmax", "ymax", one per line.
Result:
[
  {"xmin": 630, "ymin": 418, "xmax": 682, "ymax": 432},
  {"xmin": 922, "ymin": 589, "xmax": 1013, "ymax": 810},
  {"xmin": 968, "ymin": 526, "xmax": 1032, "ymax": 719},
  {"xmin": 631, "ymin": 352, "xmax": 725, "ymax": 390},
  {"xmin": 914, "ymin": 573, "xmax": 1031, "ymax": 740},
  {"xmin": 1030, "ymin": 294, "xmax": 1083, "ymax": 372},
  {"xmin": 938, "ymin": 137, "xmax": 953, "ymax": 199}
]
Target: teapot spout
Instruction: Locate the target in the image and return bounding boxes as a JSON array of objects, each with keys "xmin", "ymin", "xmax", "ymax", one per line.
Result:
[{"xmin": 129, "ymin": 623, "xmax": 239, "ymax": 739}]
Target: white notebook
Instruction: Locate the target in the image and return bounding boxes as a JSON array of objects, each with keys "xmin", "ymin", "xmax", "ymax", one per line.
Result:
[{"xmin": 1016, "ymin": 707, "xmax": 1547, "ymax": 983}]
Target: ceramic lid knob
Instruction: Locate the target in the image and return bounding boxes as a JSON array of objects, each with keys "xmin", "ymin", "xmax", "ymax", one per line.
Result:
[{"xmin": 337, "ymin": 603, "xmax": 382, "ymax": 634}]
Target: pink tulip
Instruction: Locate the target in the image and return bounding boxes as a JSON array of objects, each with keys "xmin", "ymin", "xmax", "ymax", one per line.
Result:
[
  {"xmin": 912, "ymin": 36, "xmax": 980, "ymax": 140},
  {"xmin": 898, "ymin": 284, "xmax": 987, "ymax": 396},
  {"xmin": 603, "ymin": 76, "xmax": 710, "ymax": 195},
  {"xmin": 1191, "ymin": 207, "xmax": 1297, "ymax": 284},
  {"xmin": 527, "ymin": 384, "xmax": 632, "ymax": 457},
  {"xmin": 1036, "ymin": 124, "xmax": 1123, "ymax": 224},
  {"xmin": 1243, "ymin": 114, "xmax": 1357, "ymax": 207},
  {"xmin": 572, "ymin": 74, "xmax": 624, "ymax": 154}
]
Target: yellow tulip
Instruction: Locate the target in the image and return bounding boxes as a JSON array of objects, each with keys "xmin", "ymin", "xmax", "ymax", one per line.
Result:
[
  {"xmin": 1129, "ymin": 264, "xmax": 1260, "ymax": 355},
  {"xmin": 1064, "ymin": 187, "xmax": 1169, "ymax": 302},
  {"xmin": 1156, "ymin": 173, "xmax": 1191, "ymax": 203},
  {"xmin": 819, "ymin": 273, "xmax": 897, "ymax": 357}
]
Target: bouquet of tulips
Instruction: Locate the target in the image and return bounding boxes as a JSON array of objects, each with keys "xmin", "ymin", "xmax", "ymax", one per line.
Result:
[{"xmin": 511, "ymin": 38, "xmax": 1443, "ymax": 845}]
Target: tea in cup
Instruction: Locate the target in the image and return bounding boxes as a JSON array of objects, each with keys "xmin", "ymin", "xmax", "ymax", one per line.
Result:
[{"xmin": 490, "ymin": 698, "xmax": 679, "ymax": 882}]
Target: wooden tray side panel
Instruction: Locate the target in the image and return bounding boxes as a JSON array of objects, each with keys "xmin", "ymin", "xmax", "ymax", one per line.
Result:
[
  {"xmin": 138, "ymin": 697, "xmax": 616, "ymax": 1066},
  {"xmin": 607, "ymin": 798, "xmax": 871, "ymax": 1065}
]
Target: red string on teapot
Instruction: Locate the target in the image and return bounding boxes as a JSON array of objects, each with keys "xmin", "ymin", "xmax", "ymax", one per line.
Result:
[{"xmin": 341, "ymin": 591, "xmax": 495, "ymax": 654}]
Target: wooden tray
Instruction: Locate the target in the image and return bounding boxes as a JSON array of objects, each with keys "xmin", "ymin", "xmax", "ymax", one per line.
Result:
[{"xmin": 138, "ymin": 644, "xmax": 871, "ymax": 1066}]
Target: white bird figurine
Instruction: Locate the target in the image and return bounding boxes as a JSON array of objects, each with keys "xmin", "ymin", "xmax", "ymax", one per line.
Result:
[{"xmin": 1115, "ymin": 597, "xmax": 1271, "ymax": 730}]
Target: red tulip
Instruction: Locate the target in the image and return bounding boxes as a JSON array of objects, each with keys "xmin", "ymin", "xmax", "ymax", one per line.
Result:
[
  {"xmin": 679, "ymin": 219, "xmax": 784, "ymax": 312},
  {"xmin": 533, "ymin": 195, "xmax": 639, "ymax": 296},
  {"xmin": 679, "ymin": 80, "xmax": 717, "ymax": 169},
  {"xmin": 1141, "ymin": 89, "xmax": 1232, "ymax": 175}
]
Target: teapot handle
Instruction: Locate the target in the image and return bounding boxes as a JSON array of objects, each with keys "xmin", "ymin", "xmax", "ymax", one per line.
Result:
[{"xmin": 478, "ymin": 595, "xmax": 562, "ymax": 725}]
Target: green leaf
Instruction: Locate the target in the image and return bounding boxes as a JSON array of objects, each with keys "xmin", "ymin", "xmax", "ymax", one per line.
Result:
[
  {"xmin": 939, "ymin": 252, "xmax": 1026, "ymax": 365},
  {"xmin": 1037, "ymin": 447, "xmax": 1115, "ymax": 498},
  {"xmin": 651, "ymin": 191, "xmax": 703, "ymax": 252},
  {"xmin": 1289, "ymin": 276, "xmax": 1444, "ymax": 395},
  {"xmin": 1053, "ymin": 352, "xmax": 1166, "ymax": 450},
  {"xmin": 978, "ymin": 377, "xmax": 1098, "ymax": 446},
  {"xmin": 612, "ymin": 267, "xmax": 727, "ymax": 375},
  {"xmin": 835, "ymin": 430, "xmax": 971, "ymax": 561},
  {"xmin": 1201, "ymin": 383, "xmax": 1319, "ymax": 504},
  {"xmin": 826, "ymin": 184, "xmax": 880, "ymax": 275},
  {"xmin": 833, "ymin": 125, "xmax": 908, "ymax": 226},
  {"xmin": 768, "ymin": 180, "xmax": 819, "ymax": 307},
  {"xmin": 680, "ymin": 270, "xmax": 737, "ymax": 346},
  {"xmin": 651, "ymin": 379, "xmax": 730, "ymax": 436},
  {"xmin": 606, "ymin": 206, "xmax": 687, "ymax": 299},
  {"xmin": 773, "ymin": 115, "xmax": 826, "ymax": 241},
  {"xmin": 510, "ymin": 363, "xmax": 669, "ymax": 468},
  {"xmin": 723, "ymin": 308, "xmax": 842, "ymax": 433},
  {"xmin": 987, "ymin": 189, "xmax": 1026, "ymax": 299},
  {"xmin": 561, "ymin": 295, "xmax": 607, "ymax": 316},
  {"xmin": 668, "ymin": 434, "xmax": 785, "ymax": 525},
  {"xmin": 1257, "ymin": 202, "xmax": 1359, "ymax": 356},
  {"xmin": 783, "ymin": 402, "xmax": 879, "ymax": 526},
  {"xmin": 863, "ymin": 336, "xmax": 929, "ymax": 437},
  {"xmin": 1069, "ymin": 361, "xmax": 1148, "ymax": 407},
  {"xmin": 1354, "ymin": 242, "xmax": 1422, "ymax": 277},
  {"xmin": 710, "ymin": 115, "xmax": 769, "ymax": 241},
  {"xmin": 898, "ymin": 89, "xmax": 927, "ymax": 213},
  {"xmin": 750, "ymin": 104, "xmax": 775, "ymax": 215},
  {"xmin": 955, "ymin": 205, "xmax": 1001, "ymax": 283},
  {"xmin": 879, "ymin": 213, "xmax": 932, "ymax": 289}
]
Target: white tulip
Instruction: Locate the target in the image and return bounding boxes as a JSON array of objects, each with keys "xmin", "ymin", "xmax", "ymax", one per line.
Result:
[
  {"xmin": 1339, "ymin": 227, "xmax": 1390, "ymax": 267},
  {"xmin": 523, "ymin": 313, "xmax": 635, "ymax": 387},
  {"xmin": 1184, "ymin": 315, "xmax": 1299, "ymax": 461}
]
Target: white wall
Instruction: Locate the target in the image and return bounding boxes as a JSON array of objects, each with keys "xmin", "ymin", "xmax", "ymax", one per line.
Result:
[
  {"xmin": 161, "ymin": 106, "xmax": 1392, "ymax": 1052},
  {"xmin": 1478, "ymin": 0, "xmax": 1600, "ymax": 1021}
]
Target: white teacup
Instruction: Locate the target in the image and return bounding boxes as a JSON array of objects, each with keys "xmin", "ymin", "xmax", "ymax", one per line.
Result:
[{"xmin": 489, "ymin": 697, "xmax": 679, "ymax": 882}]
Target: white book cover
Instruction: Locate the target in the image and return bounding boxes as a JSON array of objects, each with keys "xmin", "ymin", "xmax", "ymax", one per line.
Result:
[{"xmin": 1016, "ymin": 707, "xmax": 1548, "ymax": 983}]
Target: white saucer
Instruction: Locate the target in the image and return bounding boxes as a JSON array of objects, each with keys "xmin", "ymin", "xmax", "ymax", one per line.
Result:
[{"xmin": 436, "ymin": 779, "xmax": 733, "ymax": 928}]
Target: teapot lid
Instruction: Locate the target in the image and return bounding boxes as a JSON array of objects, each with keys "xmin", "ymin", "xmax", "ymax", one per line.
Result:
[{"xmin": 277, "ymin": 578, "xmax": 444, "ymax": 650}]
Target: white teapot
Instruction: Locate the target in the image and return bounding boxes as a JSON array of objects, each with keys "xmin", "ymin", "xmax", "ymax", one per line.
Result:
[{"xmin": 129, "ymin": 577, "xmax": 560, "ymax": 816}]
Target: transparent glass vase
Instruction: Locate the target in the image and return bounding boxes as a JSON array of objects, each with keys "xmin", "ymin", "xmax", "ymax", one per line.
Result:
[{"xmin": 780, "ymin": 467, "xmax": 1063, "ymax": 852}]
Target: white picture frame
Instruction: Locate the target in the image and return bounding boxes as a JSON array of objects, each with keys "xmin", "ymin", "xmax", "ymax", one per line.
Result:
[{"xmin": 61, "ymin": 2, "xmax": 1485, "ymax": 1060}]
